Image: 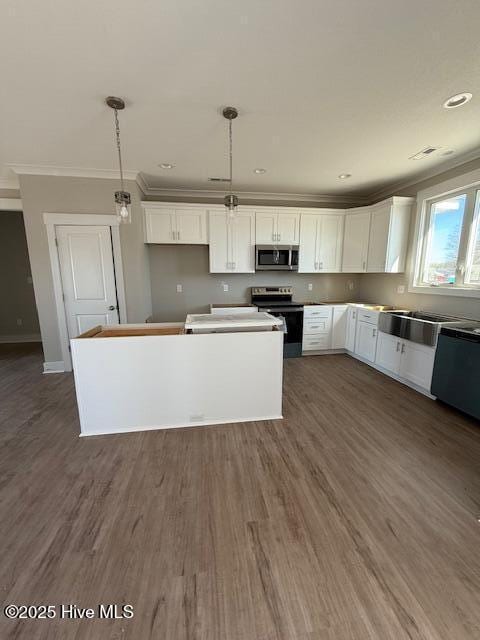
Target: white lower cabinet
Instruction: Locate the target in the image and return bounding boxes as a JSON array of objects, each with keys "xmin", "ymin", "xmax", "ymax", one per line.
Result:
[
  {"xmin": 399, "ymin": 341, "xmax": 435, "ymax": 390},
  {"xmin": 302, "ymin": 306, "xmax": 332, "ymax": 351},
  {"xmin": 375, "ymin": 331, "xmax": 401, "ymax": 374},
  {"xmin": 345, "ymin": 306, "xmax": 357, "ymax": 351},
  {"xmin": 375, "ymin": 331, "xmax": 435, "ymax": 391},
  {"xmin": 355, "ymin": 320, "xmax": 378, "ymax": 363},
  {"xmin": 332, "ymin": 306, "xmax": 348, "ymax": 349}
]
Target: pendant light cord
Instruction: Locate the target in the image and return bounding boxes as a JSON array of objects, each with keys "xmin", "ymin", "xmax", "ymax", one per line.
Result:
[
  {"xmin": 229, "ymin": 117, "xmax": 233, "ymax": 196},
  {"xmin": 113, "ymin": 108, "xmax": 125, "ymax": 192}
]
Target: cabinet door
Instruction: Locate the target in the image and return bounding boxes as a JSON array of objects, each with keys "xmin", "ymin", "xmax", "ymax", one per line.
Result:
[
  {"xmin": 277, "ymin": 212, "xmax": 300, "ymax": 244},
  {"xmin": 399, "ymin": 342, "xmax": 436, "ymax": 391},
  {"xmin": 256, "ymin": 212, "xmax": 277, "ymax": 244},
  {"xmin": 345, "ymin": 307, "xmax": 357, "ymax": 351},
  {"xmin": 318, "ymin": 214, "xmax": 344, "ymax": 272},
  {"xmin": 144, "ymin": 209, "xmax": 176, "ymax": 243},
  {"xmin": 342, "ymin": 211, "xmax": 371, "ymax": 272},
  {"xmin": 231, "ymin": 212, "xmax": 255, "ymax": 273},
  {"xmin": 375, "ymin": 331, "xmax": 401, "ymax": 374},
  {"xmin": 332, "ymin": 306, "xmax": 348, "ymax": 349},
  {"xmin": 367, "ymin": 205, "xmax": 390, "ymax": 272},
  {"xmin": 175, "ymin": 209, "xmax": 208, "ymax": 244},
  {"xmin": 355, "ymin": 320, "xmax": 378, "ymax": 363},
  {"xmin": 298, "ymin": 214, "xmax": 319, "ymax": 272},
  {"xmin": 208, "ymin": 212, "xmax": 230, "ymax": 273}
]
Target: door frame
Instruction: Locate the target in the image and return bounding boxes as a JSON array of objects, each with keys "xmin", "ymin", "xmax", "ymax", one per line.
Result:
[{"xmin": 44, "ymin": 213, "xmax": 127, "ymax": 372}]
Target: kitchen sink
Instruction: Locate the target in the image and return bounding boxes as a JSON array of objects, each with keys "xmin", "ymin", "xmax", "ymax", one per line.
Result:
[{"xmin": 378, "ymin": 310, "xmax": 468, "ymax": 346}]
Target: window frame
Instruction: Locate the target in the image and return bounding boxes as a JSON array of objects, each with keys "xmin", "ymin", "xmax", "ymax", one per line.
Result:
[{"xmin": 410, "ymin": 171, "xmax": 480, "ymax": 298}]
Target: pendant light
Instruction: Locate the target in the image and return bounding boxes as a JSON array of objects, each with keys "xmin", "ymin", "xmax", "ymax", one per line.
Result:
[
  {"xmin": 106, "ymin": 96, "xmax": 132, "ymax": 224},
  {"xmin": 222, "ymin": 106, "xmax": 239, "ymax": 218}
]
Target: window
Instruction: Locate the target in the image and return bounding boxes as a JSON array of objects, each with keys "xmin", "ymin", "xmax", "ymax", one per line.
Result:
[{"xmin": 415, "ymin": 186, "xmax": 480, "ymax": 292}]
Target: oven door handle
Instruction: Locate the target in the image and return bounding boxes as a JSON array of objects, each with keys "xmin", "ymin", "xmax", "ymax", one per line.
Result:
[{"xmin": 262, "ymin": 307, "xmax": 303, "ymax": 313}]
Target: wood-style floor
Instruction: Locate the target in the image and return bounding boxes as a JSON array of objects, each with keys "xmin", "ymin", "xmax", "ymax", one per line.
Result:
[{"xmin": 1, "ymin": 343, "xmax": 479, "ymax": 640}]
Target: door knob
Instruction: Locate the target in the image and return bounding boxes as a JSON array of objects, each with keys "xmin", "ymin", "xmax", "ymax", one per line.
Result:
[{"xmin": 108, "ymin": 305, "xmax": 116, "ymax": 311}]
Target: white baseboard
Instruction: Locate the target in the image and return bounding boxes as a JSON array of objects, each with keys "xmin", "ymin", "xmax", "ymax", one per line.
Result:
[
  {"xmin": 79, "ymin": 414, "xmax": 284, "ymax": 437},
  {"xmin": 43, "ymin": 361, "xmax": 65, "ymax": 374},
  {"xmin": 0, "ymin": 333, "xmax": 41, "ymax": 344},
  {"xmin": 346, "ymin": 350, "xmax": 435, "ymax": 399}
]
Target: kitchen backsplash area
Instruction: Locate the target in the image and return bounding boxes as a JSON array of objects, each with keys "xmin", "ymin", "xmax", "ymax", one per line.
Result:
[
  {"xmin": 358, "ymin": 273, "xmax": 480, "ymax": 320},
  {"xmin": 148, "ymin": 245, "xmax": 361, "ymax": 321}
]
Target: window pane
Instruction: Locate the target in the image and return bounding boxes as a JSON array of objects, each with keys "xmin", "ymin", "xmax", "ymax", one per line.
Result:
[
  {"xmin": 465, "ymin": 191, "xmax": 480, "ymax": 284},
  {"xmin": 423, "ymin": 194, "xmax": 466, "ymax": 285}
]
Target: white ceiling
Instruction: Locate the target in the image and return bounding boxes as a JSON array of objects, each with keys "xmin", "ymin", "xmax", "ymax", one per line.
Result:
[{"xmin": 2, "ymin": 0, "xmax": 480, "ymax": 198}]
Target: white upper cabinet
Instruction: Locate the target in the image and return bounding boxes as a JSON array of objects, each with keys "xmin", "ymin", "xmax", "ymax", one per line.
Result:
[
  {"xmin": 366, "ymin": 197, "xmax": 412, "ymax": 273},
  {"xmin": 341, "ymin": 209, "xmax": 371, "ymax": 272},
  {"xmin": 256, "ymin": 211, "xmax": 300, "ymax": 245},
  {"xmin": 299, "ymin": 211, "xmax": 344, "ymax": 273},
  {"xmin": 209, "ymin": 210, "xmax": 255, "ymax": 273},
  {"xmin": 143, "ymin": 204, "xmax": 208, "ymax": 244}
]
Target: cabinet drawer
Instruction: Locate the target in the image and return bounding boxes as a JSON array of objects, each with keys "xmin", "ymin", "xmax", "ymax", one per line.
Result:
[
  {"xmin": 304, "ymin": 306, "xmax": 331, "ymax": 318},
  {"xmin": 304, "ymin": 318, "xmax": 331, "ymax": 334},
  {"xmin": 303, "ymin": 335, "xmax": 331, "ymax": 351},
  {"xmin": 357, "ymin": 310, "xmax": 379, "ymax": 325}
]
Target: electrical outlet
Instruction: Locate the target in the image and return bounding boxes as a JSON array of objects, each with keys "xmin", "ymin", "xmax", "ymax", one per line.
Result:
[
  {"xmin": 223, "ymin": 283, "xmax": 229, "ymax": 292},
  {"xmin": 348, "ymin": 281, "xmax": 355, "ymax": 291},
  {"xmin": 176, "ymin": 284, "xmax": 183, "ymax": 293},
  {"xmin": 16, "ymin": 318, "xmax": 23, "ymax": 326},
  {"xmin": 308, "ymin": 283, "xmax": 313, "ymax": 291},
  {"xmin": 27, "ymin": 276, "xmax": 33, "ymax": 284},
  {"xmin": 397, "ymin": 285, "xmax": 405, "ymax": 294}
]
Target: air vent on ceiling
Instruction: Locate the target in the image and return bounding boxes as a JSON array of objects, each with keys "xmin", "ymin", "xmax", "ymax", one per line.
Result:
[
  {"xmin": 208, "ymin": 177, "xmax": 230, "ymax": 182},
  {"xmin": 409, "ymin": 146, "xmax": 440, "ymax": 160}
]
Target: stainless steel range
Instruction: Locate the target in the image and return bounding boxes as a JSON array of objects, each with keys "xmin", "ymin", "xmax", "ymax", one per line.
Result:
[{"xmin": 251, "ymin": 286, "xmax": 303, "ymax": 358}]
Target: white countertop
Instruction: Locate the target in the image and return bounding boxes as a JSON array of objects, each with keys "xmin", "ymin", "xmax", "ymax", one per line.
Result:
[{"xmin": 185, "ymin": 312, "xmax": 282, "ymax": 331}]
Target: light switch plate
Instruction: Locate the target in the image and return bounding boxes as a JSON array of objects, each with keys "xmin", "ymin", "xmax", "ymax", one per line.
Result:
[
  {"xmin": 176, "ymin": 284, "xmax": 183, "ymax": 293},
  {"xmin": 397, "ymin": 285, "xmax": 405, "ymax": 294},
  {"xmin": 223, "ymin": 283, "xmax": 229, "ymax": 292},
  {"xmin": 308, "ymin": 283, "xmax": 313, "ymax": 291}
]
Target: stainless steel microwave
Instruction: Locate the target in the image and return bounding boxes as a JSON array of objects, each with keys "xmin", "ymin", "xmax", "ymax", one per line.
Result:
[{"xmin": 255, "ymin": 245, "xmax": 299, "ymax": 271}]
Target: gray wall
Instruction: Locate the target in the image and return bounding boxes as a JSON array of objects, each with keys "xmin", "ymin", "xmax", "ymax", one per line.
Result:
[
  {"xmin": 148, "ymin": 244, "xmax": 360, "ymax": 321},
  {"xmin": 19, "ymin": 175, "xmax": 152, "ymax": 363},
  {"xmin": 0, "ymin": 211, "xmax": 40, "ymax": 338}
]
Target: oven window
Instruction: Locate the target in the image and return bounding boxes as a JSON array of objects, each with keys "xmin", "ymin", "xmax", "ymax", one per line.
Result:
[{"xmin": 257, "ymin": 249, "xmax": 290, "ymax": 266}]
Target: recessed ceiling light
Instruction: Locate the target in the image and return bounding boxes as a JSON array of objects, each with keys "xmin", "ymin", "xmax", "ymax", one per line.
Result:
[
  {"xmin": 443, "ymin": 93, "xmax": 472, "ymax": 109},
  {"xmin": 338, "ymin": 173, "xmax": 352, "ymax": 180},
  {"xmin": 253, "ymin": 168, "xmax": 266, "ymax": 174},
  {"xmin": 159, "ymin": 163, "xmax": 175, "ymax": 169}
]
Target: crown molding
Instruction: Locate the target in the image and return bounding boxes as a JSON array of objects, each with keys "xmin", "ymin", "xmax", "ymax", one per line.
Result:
[
  {"xmin": 138, "ymin": 181, "xmax": 368, "ymax": 205},
  {"xmin": 368, "ymin": 147, "xmax": 480, "ymax": 203},
  {"xmin": 7, "ymin": 163, "xmax": 138, "ymax": 181}
]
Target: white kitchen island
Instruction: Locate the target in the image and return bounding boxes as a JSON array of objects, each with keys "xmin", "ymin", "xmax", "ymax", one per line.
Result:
[{"xmin": 71, "ymin": 315, "xmax": 283, "ymax": 436}]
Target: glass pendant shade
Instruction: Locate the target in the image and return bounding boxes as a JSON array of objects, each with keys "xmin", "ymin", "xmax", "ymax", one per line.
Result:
[
  {"xmin": 115, "ymin": 190, "xmax": 132, "ymax": 224},
  {"xmin": 224, "ymin": 193, "xmax": 238, "ymax": 218}
]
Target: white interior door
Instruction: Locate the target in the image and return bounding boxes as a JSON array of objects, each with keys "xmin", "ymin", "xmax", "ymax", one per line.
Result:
[{"xmin": 56, "ymin": 225, "xmax": 119, "ymax": 338}]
